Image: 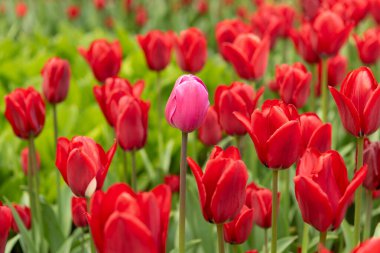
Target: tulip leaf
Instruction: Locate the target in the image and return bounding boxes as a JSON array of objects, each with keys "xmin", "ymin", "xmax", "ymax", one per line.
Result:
[
  {"xmin": 162, "ymin": 139, "xmax": 174, "ymax": 174},
  {"xmin": 308, "ymin": 233, "xmax": 338, "ymax": 250},
  {"xmin": 59, "ymin": 186, "xmax": 73, "ymax": 237},
  {"xmin": 266, "ymin": 235, "xmax": 297, "ymax": 253},
  {"xmin": 5, "ymin": 235, "xmax": 20, "ymax": 253},
  {"xmin": 41, "ymin": 201, "xmax": 65, "ymax": 252},
  {"xmin": 373, "ymin": 223, "xmax": 380, "ymax": 238},
  {"xmin": 341, "ymin": 220, "xmax": 354, "ymax": 251},
  {"xmin": 139, "ymin": 148, "xmax": 156, "ymax": 180}
]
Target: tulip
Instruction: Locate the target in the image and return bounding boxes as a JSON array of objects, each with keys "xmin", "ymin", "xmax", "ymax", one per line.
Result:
[
  {"xmin": 0, "ymin": 4, "xmax": 5, "ymax": 15},
  {"xmin": 93, "ymin": 0, "xmax": 106, "ymax": 10},
  {"xmin": 352, "ymin": 238, "xmax": 380, "ymax": 252},
  {"xmin": 164, "ymin": 174, "xmax": 180, "ymax": 193},
  {"xmin": 246, "ymin": 251, "xmax": 259, "ymax": 253},
  {"xmin": 135, "ymin": 5, "xmax": 148, "ymax": 27},
  {"xmin": 223, "ymin": 205, "xmax": 254, "ymax": 244},
  {"xmin": 0, "ymin": 204, "xmax": 12, "ymax": 253},
  {"xmin": 290, "ymin": 23, "xmax": 320, "ymax": 64},
  {"xmin": 55, "ymin": 136, "xmax": 117, "ymax": 197},
  {"xmin": 104, "ymin": 16, "xmax": 114, "ymax": 28},
  {"xmin": 198, "ymin": 106, "xmax": 223, "ymax": 146},
  {"xmin": 21, "ymin": 147, "xmax": 41, "ymax": 176},
  {"xmin": 300, "ymin": 0, "xmax": 321, "ymax": 20},
  {"xmin": 370, "ymin": 0, "xmax": 380, "ymax": 24},
  {"xmin": 330, "ymin": 0, "xmax": 369, "ymax": 26},
  {"xmin": 299, "ymin": 113, "xmax": 331, "ymax": 154},
  {"xmin": 173, "ymin": 27, "xmax": 207, "ymax": 73},
  {"xmin": 316, "ymin": 55, "xmax": 348, "ymax": 96},
  {"xmin": 71, "ymin": 197, "xmax": 88, "ymax": 227},
  {"xmin": 137, "ymin": 30, "xmax": 173, "ymax": 72},
  {"xmin": 78, "ymin": 39, "xmax": 122, "ymax": 82},
  {"xmin": 353, "ymin": 28, "xmax": 380, "ymax": 65},
  {"xmin": 197, "ymin": 0, "xmax": 208, "ymax": 15},
  {"xmin": 4, "ymin": 87, "xmax": 45, "ymax": 140},
  {"xmin": 88, "ymin": 183, "xmax": 171, "ymax": 253},
  {"xmin": 215, "ymin": 82, "xmax": 264, "ymax": 135},
  {"xmin": 66, "ymin": 5, "xmax": 80, "ymax": 20},
  {"xmin": 41, "ymin": 57, "xmax": 71, "ymax": 104},
  {"xmin": 15, "ymin": 2, "xmax": 27, "ymax": 18},
  {"xmin": 222, "ymin": 34, "xmax": 270, "ymax": 80},
  {"xmin": 11, "ymin": 204, "xmax": 31, "ymax": 233}
]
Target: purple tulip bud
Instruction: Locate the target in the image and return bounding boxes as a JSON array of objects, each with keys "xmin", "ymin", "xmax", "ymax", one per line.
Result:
[{"xmin": 165, "ymin": 75, "xmax": 209, "ymax": 133}]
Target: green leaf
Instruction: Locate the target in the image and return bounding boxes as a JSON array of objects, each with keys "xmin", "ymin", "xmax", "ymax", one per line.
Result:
[
  {"xmin": 373, "ymin": 222, "xmax": 380, "ymax": 238},
  {"xmin": 41, "ymin": 202, "xmax": 65, "ymax": 252},
  {"xmin": 266, "ymin": 236, "xmax": 298, "ymax": 253},
  {"xmin": 5, "ymin": 235, "xmax": 20, "ymax": 253},
  {"xmin": 342, "ymin": 220, "xmax": 354, "ymax": 250}
]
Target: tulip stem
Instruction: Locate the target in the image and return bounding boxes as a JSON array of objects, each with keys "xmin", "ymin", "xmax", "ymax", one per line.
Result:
[
  {"xmin": 216, "ymin": 224, "xmax": 225, "ymax": 253},
  {"xmin": 309, "ymin": 64, "xmax": 317, "ymax": 112},
  {"xmin": 178, "ymin": 132, "xmax": 188, "ymax": 253},
  {"xmin": 123, "ymin": 150, "xmax": 128, "ymax": 183},
  {"xmin": 363, "ymin": 189, "xmax": 373, "ymax": 240},
  {"xmin": 86, "ymin": 198, "xmax": 95, "ymax": 253},
  {"xmin": 354, "ymin": 137, "xmax": 364, "ymax": 246},
  {"xmin": 321, "ymin": 58, "xmax": 328, "ymax": 122},
  {"xmin": 232, "ymin": 245, "xmax": 239, "ymax": 253},
  {"xmin": 319, "ymin": 231, "xmax": 327, "ymax": 246},
  {"xmin": 157, "ymin": 71, "xmax": 162, "ymax": 132},
  {"xmin": 271, "ymin": 169, "xmax": 279, "ymax": 253},
  {"xmin": 265, "ymin": 229, "xmax": 268, "ymax": 253},
  {"xmin": 52, "ymin": 104, "xmax": 62, "ymax": 231},
  {"xmin": 283, "ymin": 169, "xmax": 290, "ymax": 236},
  {"xmin": 301, "ymin": 223, "xmax": 309, "ymax": 253},
  {"xmin": 131, "ymin": 150, "xmax": 137, "ymax": 192},
  {"xmin": 27, "ymin": 136, "xmax": 38, "ymax": 242}
]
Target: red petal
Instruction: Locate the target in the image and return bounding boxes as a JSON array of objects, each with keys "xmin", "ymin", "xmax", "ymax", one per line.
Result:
[
  {"xmin": 308, "ymin": 123, "xmax": 332, "ymax": 153},
  {"xmin": 187, "ymin": 157, "xmax": 207, "ymax": 220},
  {"xmin": 363, "ymin": 86, "xmax": 380, "ymax": 135},
  {"xmin": 55, "ymin": 137, "xmax": 70, "ymax": 183}
]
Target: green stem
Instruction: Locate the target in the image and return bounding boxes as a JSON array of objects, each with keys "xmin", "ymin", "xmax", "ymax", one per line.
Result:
[
  {"xmin": 131, "ymin": 150, "xmax": 137, "ymax": 192},
  {"xmin": 283, "ymin": 169, "xmax": 290, "ymax": 236},
  {"xmin": 271, "ymin": 170, "xmax": 279, "ymax": 253},
  {"xmin": 354, "ymin": 137, "xmax": 364, "ymax": 246},
  {"xmin": 123, "ymin": 151, "xmax": 128, "ymax": 183},
  {"xmin": 80, "ymin": 227, "xmax": 85, "ymax": 253},
  {"xmin": 232, "ymin": 244, "xmax": 238, "ymax": 253},
  {"xmin": 178, "ymin": 132, "xmax": 188, "ymax": 253},
  {"xmin": 319, "ymin": 231, "xmax": 327, "ymax": 246},
  {"xmin": 235, "ymin": 135, "xmax": 244, "ymax": 155},
  {"xmin": 216, "ymin": 224, "xmax": 225, "ymax": 253},
  {"xmin": 52, "ymin": 104, "xmax": 62, "ymax": 230},
  {"xmin": 27, "ymin": 136, "xmax": 37, "ymax": 242},
  {"xmin": 265, "ymin": 229, "xmax": 268, "ymax": 253},
  {"xmin": 86, "ymin": 198, "xmax": 95, "ymax": 253},
  {"xmin": 301, "ymin": 223, "xmax": 309, "ymax": 253},
  {"xmin": 321, "ymin": 58, "xmax": 329, "ymax": 122},
  {"xmin": 157, "ymin": 71, "xmax": 162, "ymax": 132},
  {"xmin": 309, "ymin": 64, "xmax": 317, "ymax": 112},
  {"xmin": 363, "ymin": 190, "xmax": 373, "ymax": 240}
]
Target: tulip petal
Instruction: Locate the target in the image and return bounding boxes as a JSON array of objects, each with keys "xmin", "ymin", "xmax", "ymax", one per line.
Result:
[
  {"xmin": 363, "ymin": 86, "xmax": 380, "ymax": 135},
  {"xmin": 222, "ymin": 43, "xmax": 252, "ymax": 79},
  {"xmin": 133, "ymin": 80, "xmax": 145, "ymax": 98},
  {"xmin": 251, "ymin": 37, "xmax": 270, "ymax": 79},
  {"xmin": 234, "ymin": 208, "xmax": 254, "ymax": 244},
  {"xmin": 308, "ymin": 123, "xmax": 332, "ymax": 152},
  {"xmin": 55, "ymin": 137, "xmax": 70, "ymax": 183},
  {"xmin": 152, "ymin": 185, "xmax": 171, "ymax": 253},
  {"xmin": 187, "ymin": 157, "xmax": 207, "ymax": 219}
]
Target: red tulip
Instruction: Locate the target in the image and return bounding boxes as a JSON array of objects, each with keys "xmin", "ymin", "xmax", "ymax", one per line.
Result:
[
  {"xmin": 316, "ymin": 55, "xmax": 347, "ymax": 96},
  {"xmin": 300, "ymin": 0, "xmax": 321, "ymax": 20},
  {"xmin": 223, "ymin": 205, "xmax": 254, "ymax": 244},
  {"xmin": 137, "ymin": 30, "xmax": 173, "ymax": 71},
  {"xmin": 198, "ymin": 106, "xmax": 223, "ymax": 146},
  {"xmin": 330, "ymin": 0, "xmax": 369, "ymax": 26},
  {"xmin": 93, "ymin": 0, "xmax": 106, "ymax": 10},
  {"xmin": 11, "ymin": 204, "xmax": 31, "ymax": 233},
  {"xmin": 222, "ymin": 34, "xmax": 270, "ymax": 80},
  {"xmin": 78, "ymin": 39, "xmax": 122, "ymax": 82},
  {"xmin": 236, "ymin": 5, "xmax": 249, "ymax": 21},
  {"xmin": 215, "ymin": 82, "xmax": 264, "ymax": 135},
  {"xmin": 352, "ymin": 238, "xmax": 380, "ymax": 252},
  {"xmin": 164, "ymin": 174, "xmax": 180, "ymax": 193},
  {"xmin": 363, "ymin": 140, "xmax": 380, "ymax": 191},
  {"xmin": 66, "ymin": 5, "xmax": 80, "ymax": 20},
  {"xmin": 15, "ymin": 2, "xmax": 27, "ymax": 18},
  {"xmin": 21, "ymin": 147, "xmax": 41, "ymax": 176},
  {"xmin": 71, "ymin": 197, "xmax": 88, "ymax": 227},
  {"xmin": 104, "ymin": 16, "xmax": 114, "ymax": 28},
  {"xmin": 0, "ymin": 204, "xmax": 12, "ymax": 253},
  {"xmin": 41, "ymin": 57, "xmax": 71, "ymax": 104},
  {"xmin": 330, "ymin": 67, "xmax": 380, "ymax": 137},
  {"xmin": 55, "ymin": 136, "xmax": 117, "ymax": 197},
  {"xmin": 235, "ymin": 99, "xmax": 302, "ymax": 169},
  {"xmin": 187, "ymin": 146, "xmax": 248, "ymax": 224},
  {"xmin": 197, "ymin": 0, "xmax": 208, "ymax": 14},
  {"xmin": 294, "ymin": 149, "xmax": 367, "ymax": 232},
  {"xmin": 290, "ymin": 23, "xmax": 320, "ymax": 64},
  {"xmin": 299, "ymin": 113, "xmax": 332, "ymax": 154},
  {"xmin": 173, "ymin": 28, "xmax": 207, "ymax": 73},
  {"xmin": 88, "ymin": 183, "xmax": 171, "ymax": 253},
  {"xmin": 93, "ymin": 77, "xmax": 145, "ymax": 127},
  {"xmin": 370, "ymin": 0, "xmax": 380, "ymax": 24},
  {"xmin": 353, "ymin": 28, "xmax": 380, "ymax": 65},
  {"xmin": 135, "ymin": 6, "xmax": 148, "ymax": 27},
  {"xmin": 0, "ymin": 4, "xmax": 5, "ymax": 15},
  {"xmin": 116, "ymin": 95, "xmax": 150, "ymax": 151},
  {"xmin": 4, "ymin": 87, "xmax": 45, "ymax": 139},
  {"xmin": 246, "ymin": 251, "xmax": 259, "ymax": 253}
]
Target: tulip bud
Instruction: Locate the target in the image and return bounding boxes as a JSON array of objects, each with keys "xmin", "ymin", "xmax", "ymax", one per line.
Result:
[
  {"xmin": 352, "ymin": 238, "xmax": 380, "ymax": 252},
  {"xmin": 71, "ymin": 197, "xmax": 88, "ymax": 227},
  {"xmin": 93, "ymin": 0, "xmax": 106, "ymax": 10},
  {"xmin": 164, "ymin": 174, "xmax": 180, "ymax": 193},
  {"xmin": 353, "ymin": 28, "xmax": 380, "ymax": 65},
  {"xmin": 66, "ymin": 5, "xmax": 80, "ymax": 20},
  {"xmin": 223, "ymin": 205, "xmax": 254, "ymax": 244},
  {"xmin": 21, "ymin": 148, "xmax": 41, "ymax": 176},
  {"xmin": 165, "ymin": 75, "xmax": 209, "ymax": 133},
  {"xmin": 363, "ymin": 141, "xmax": 380, "ymax": 191},
  {"xmin": 135, "ymin": 6, "xmax": 148, "ymax": 27},
  {"xmin": 330, "ymin": 0, "xmax": 369, "ymax": 26},
  {"xmin": 290, "ymin": 23, "xmax": 320, "ymax": 64},
  {"xmin": 198, "ymin": 106, "xmax": 223, "ymax": 146},
  {"xmin": 15, "ymin": 2, "xmax": 27, "ymax": 18},
  {"xmin": 0, "ymin": 204, "xmax": 12, "ymax": 253},
  {"xmin": 370, "ymin": 0, "xmax": 380, "ymax": 24},
  {"xmin": 11, "ymin": 204, "xmax": 31, "ymax": 233}
]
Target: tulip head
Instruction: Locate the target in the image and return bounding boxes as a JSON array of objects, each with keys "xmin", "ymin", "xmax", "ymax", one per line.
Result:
[
  {"xmin": 363, "ymin": 141, "xmax": 380, "ymax": 191},
  {"xmin": 352, "ymin": 238, "xmax": 380, "ymax": 253},
  {"xmin": 164, "ymin": 174, "xmax": 180, "ymax": 193},
  {"xmin": 71, "ymin": 197, "xmax": 88, "ymax": 227},
  {"xmin": 198, "ymin": 106, "xmax": 223, "ymax": 146},
  {"xmin": 11, "ymin": 204, "xmax": 31, "ymax": 233},
  {"xmin": 290, "ymin": 23, "xmax": 320, "ymax": 64},
  {"xmin": 223, "ymin": 205, "xmax": 254, "ymax": 244},
  {"xmin": 0, "ymin": 204, "xmax": 12, "ymax": 253},
  {"xmin": 66, "ymin": 5, "xmax": 80, "ymax": 20},
  {"xmin": 353, "ymin": 28, "xmax": 380, "ymax": 65}
]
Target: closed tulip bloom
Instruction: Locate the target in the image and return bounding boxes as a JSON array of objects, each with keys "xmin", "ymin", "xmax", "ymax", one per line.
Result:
[
  {"xmin": 330, "ymin": 0, "xmax": 369, "ymax": 26},
  {"xmin": 198, "ymin": 106, "xmax": 223, "ymax": 146},
  {"xmin": 71, "ymin": 197, "xmax": 88, "ymax": 227},
  {"xmin": 294, "ymin": 149, "xmax": 367, "ymax": 232},
  {"xmin": 137, "ymin": 30, "xmax": 173, "ymax": 71},
  {"xmin": 235, "ymin": 99, "xmax": 302, "ymax": 169},
  {"xmin": 223, "ymin": 34, "xmax": 270, "ymax": 80},
  {"xmin": 223, "ymin": 205, "xmax": 254, "ymax": 244},
  {"xmin": 135, "ymin": 5, "xmax": 148, "ymax": 27},
  {"xmin": 164, "ymin": 174, "xmax": 180, "ymax": 193},
  {"xmin": 311, "ymin": 11, "xmax": 352, "ymax": 57},
  {"xmin": 21, "ymin": 147, "xmax": 41, "ymax": 176},
  {"xmin": 41, "ymin": 57, "xmax": 71, "ymax": 104},
  {"xmin": 187, "ymin": 146, "xmax": 249, "ymax": 224},
  {"xmin": 316, "ymin": 55, "xmax": 348, "ymax": 96},
  {"xmin": 0, "ymin": 204, "xmax": 12, "ymax": 253},
  {"xmin": 4, "ymin": 87, "xmax": 45, "ymax": 139},
  {"xmin": 93, "ymin": 77, "xmax": 145, "ymax": 127},
  {"xmin": 66, "ymin": 5, "xmax": 80, "ymax": 20},
  {"xmin": 300, "ymin": 0, "xmax": 321, "ymax": 20},
  {"xmin": 290, "ymin": 23, "xmax": 320, "ymax": 64},
  {"xmin": 353, "ymin": 28, "xmax": 380, "ymax": 65},
  {"xmin": 330, "ymin": 67, "xmax": 380, "ymax": 137},
  {"xmin": 78, "ymin": 39, "xmax": 122, "ymax": 82},
  {"xmin": 55, "ymin": 136, "xmax": 117, "ymax": 197},
  {"xmin": 11, "ymin": 204, "xmax": 31, "ymax": 233},
  {"xmin": 173, "ymin": 27, "xmax": 207, "ymax": 73},
  {"xmin": 88, "ymin": 183, "xmax": 171, "ymax": 253},
  {"xmin": 363, "ymin": 141, "xmax": 380, "ymax": 191},
  {"xmin": 370, "ymin": 0, "xmax": 380, "ymax": 24},
  {"xmin": 215, "ymin": 82, "xmax": 264, "ymax": 135},
  {"xmin": 352, "ymin": 238, "xmax": 380, "ymax": 252},
  {"xmin": 165, "ymin": 75, "xmax": 209, "ymax": 133},
  {"xmin": 93, "ymin": 0, "xmax": 106, "ymax": 10},
  {"xmin": 15, "ymin": 2, "xmax": 27, "ymax": 18},
  {"xmin": 116, "ymin": 95, "xmax": 149, "ymax": 151}
]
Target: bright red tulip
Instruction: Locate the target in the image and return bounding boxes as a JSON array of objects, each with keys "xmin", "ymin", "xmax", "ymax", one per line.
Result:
[
  {"xmin": 300, "ymin": 0, "xmax": 321, "ymax": 20},
  {"xmin": 294, "ymin": 149, "xmax": 367, "ymax": 232},
  {"xmin": 4, "ymin": 87, "xmax": 45, "ymax": 139},
  {"xmin": 187, "ymin": 146, "xmax": 248, "ymax": 224},
  {"xmin": 370, "ymin": 0, "xmax": 380, "ymax": 24},
  {"xmin": 137, "ymin": 30, "xmax": 173, "ymax": 71},
  {"xmin": 0, "ymin": 204, "xmax": 12, "ymax": 253},
  {"xmin": 353, "ymin": 28, "xmax": 380, "ymax": 65},
  {"xmin": 78, "ymin": 39, "xmax": 122, "ymax": 82},
  {"xmin": 88, "ymin": 183, "xmax": 171, "ymax": 253},
  {"xmin": 21, "ymin": 147, "xmax": 41, "ymax": 176},
  {"xmin": 330, "ymin": 0, "xmax": 369, "ymax": 26},
  {"xmin": 93, "ymin": 77, "xmax": 145, "ymax": 127},
  {"xmin": 55, "ymin": 136, "xmax": 117, "ymax": 197},
  {"xmin": 363, "ymin": 140, "xmax": 380, "ymax": 191},
  {"xmin": 316, "ymin": 55, "xmax": 347, "ymax": 96},
  {"xmin": 198, "ymin": 106, "xmax": 223, "ymax": 146},
  {"xmin": 235, "ymin": 99, "xmax": 302, "ymax": 169},
  {"xmin": 330, "ymin": 67, "xmax": 380, "ymax": 137},
  {"xmin": 215, "ymin": 82, "xmax": 264, "ymax": 135},
  {"xmin": 352, "ymin": 238, "xmax": 380, "ymax": 252},
  {"xmin": 15, "ymin": 2, "xmax": 27, "ymax": 18},
  {"xmin": 93, "ymin": 0, "xmax": 106, "ymax": 10},
  {"xmin": 246, "ymin": 251, "xmax": 259, "ymax": 253},
  {"xmin": 290, "ymin": 23, "xmax": 320, "ymax": 64},
  {"xmin": 11, "ymin": 204, "xmax": 31, "ymax": 233},
  {"xmin": 223, "ymin": 205, "xmax": 254, "ymax": 244},
  {"xmin": 135, "ymin": 5, "xmax": 148, "ymax": 27},
  {"xmin": 66, "ymin": 5, "xmax": 80, "ymax": 20},
  {"xmin": 164, "ymin": 174, "xmax": 180, "ymax": 193},
  {"xmin": 222, "ymin": 34, "xmax": 270, "ymax": 80},
  {"xmin": 71, "ymin": 197, "xmax": 88, "ymax": 227}
]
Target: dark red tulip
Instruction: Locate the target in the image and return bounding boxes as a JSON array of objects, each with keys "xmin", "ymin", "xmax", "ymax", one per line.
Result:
[
  {"xmin": 66, "ymin": 5, "xmax": 80, "ymax": 20},
  {"xmin": 21, "ymin": 147, "xmax": 41, "ymax": 176},
  {"xmin": 370, "ymin": 0, "xmax": 380, "ymax": 24},
  {"xmin": 164, "ymin": 174, "xmax": 180, "ymax": 193},
  {"xmin": 294, "ymin": 149, "xmax": 367, "ymax": 232},
  {"xmin": 222, "ymin": 34, "xmax": 270, "ymax": 80},
  {"xmin": 330, "ymin": 0, "xmax": 369, "ymax": 26},
  {"xmin": 235, "ymin": 99, "xmax": 302, "ymax": 169},
  {"xmin": 116, "ymin": 95, "xmax": 149, "ymax": 151},
  {"xmin": 352, "ymin": 238, "xmax": 380, "ymax": 252},
  {"xmin": 310, "ymin": 11, "xmax": 352, "ymax": 57},
  {"xmin": 135, "ymin": 5, "xmax": 148, "ymax": 27},
  {"xmin": 41, "ymin": 57, "xmax": 71, "ymax": 104},
  {"xmin": 363, "ymin": 140, "xmax": 380, "ymax": 191},
  {"xmin": 78, "ymin": 39, "xmax": 122, "ymax": 82},
  {"xmin": 353, "ymin": 28, "xmax": 380, "ymax": 65},
  {"xmin": 187, "ymin": 146, "xmax": 248, "ymax": 224},
  {"xmin": 15, "ymin": 2, "xmax": 27, "ymax": 18},
  {"xmin": 236, "ymin": 5, "xmax": 249, "ymax": 21},
  {"xmin": 11, "ymin": 204, "xmax": 31, "ymax": 233},
  {"xmin": 88, "ymin": 183, "xmax": 171, "ymax": 253},
  {"xmin": 290, "ymin": 23, "xmax": 320, "ymax": 64},
  {"xmin": 299, "ymin": 113, "xmax": 332, "ymax": 154},
  {"xmin": 137, "ymin": 30, "xmax": 173, "ymax": 71},
  {"xmin": 4, "ymin": 87, "xmax": 46, "ymax": 139},
  {"xmin": 197, "ymin": 0, "xmax": 208, "ymax": 14},
  {"xmin": 215, "ymin": 82, "xmax": 264, "ymax": 135},
  {"xmin": 55, "ymin": 136, "xmax": 117, "ymax": 197},
  {"xmin": 93, "ymin": 77, "xmax": 145, "ymax": 127},
  {"xmin": 93, "ymin": 0, "xmax": 106, "ymax": 10},
  {"xmin": 223, "ymin": 205, "xmax": 254, "ymax": 244},
  {"xmin": 300, "ymin": 0, "xmax": 321, "ymax": 20},
  {"xmin": 173, "ymin": 28, "xmax": 207, "ymax": 73},
  {"xmin": 71, "ymin": 197, "xmax": 88, "ymax": 227},
  {"xmin": 0, "ymin": 204, "xmax": 12, "ymax": 253},
  {"xmin": 316, "ymin": 55, "xmax": 347, "ymax": 96},
  {"xmin": 330, "ymin": 67, "xmax": 380, "ymax": 137},
  {"xmin": 198, "ymin": 106, "xmax": 223, "ymax": 146}
]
